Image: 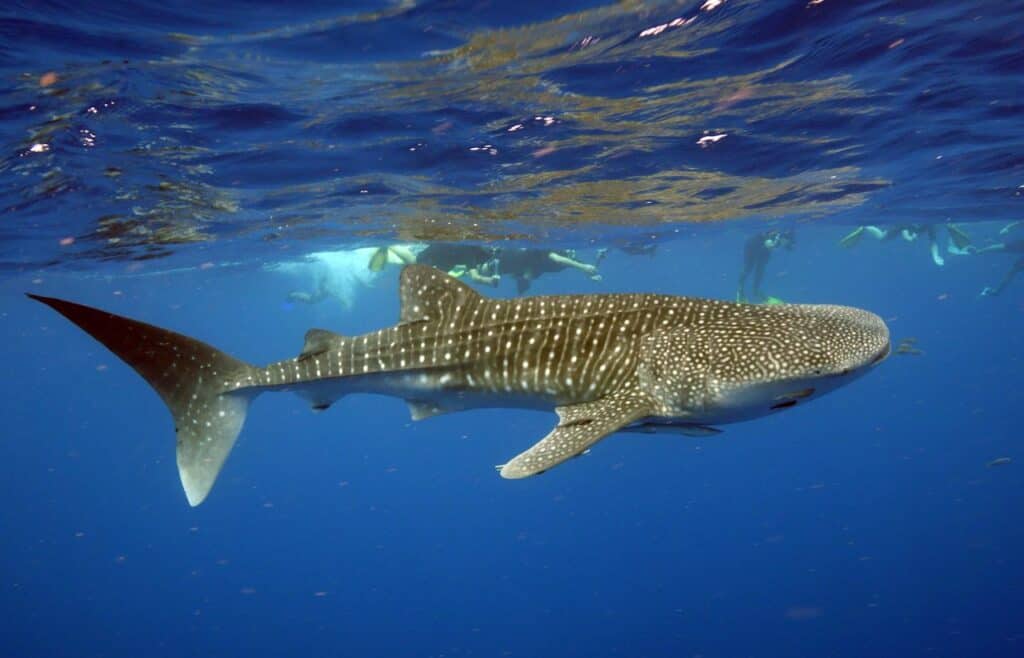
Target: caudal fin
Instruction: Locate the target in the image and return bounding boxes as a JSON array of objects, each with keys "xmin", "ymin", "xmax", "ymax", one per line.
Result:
[{"xmin": 28, "ymin": 294, "xmax": 260, "ymax": 506}]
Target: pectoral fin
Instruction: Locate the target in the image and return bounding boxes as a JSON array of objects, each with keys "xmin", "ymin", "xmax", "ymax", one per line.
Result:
[{"xmin": 498, "ymin": 384, "xmax": 652, "ymax": 479}]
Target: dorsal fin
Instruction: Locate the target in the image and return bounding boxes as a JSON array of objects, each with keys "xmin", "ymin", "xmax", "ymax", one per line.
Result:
[
  {"xmin": 299, "ymin": 328, "xmax": 346, "ymax": 360},
  {"xmin": 398, "ymin": 264, "xmax": 483, "ymax": 324}
]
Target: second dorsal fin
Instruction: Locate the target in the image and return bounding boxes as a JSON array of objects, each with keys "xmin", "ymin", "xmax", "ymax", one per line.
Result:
[
  {"xmin": 298, "ymin": 328, "xmax": 346, "ymax": 360},
  {"xmin": 398, "ymin": 264, "xmax": 483, "ymax": 324}
]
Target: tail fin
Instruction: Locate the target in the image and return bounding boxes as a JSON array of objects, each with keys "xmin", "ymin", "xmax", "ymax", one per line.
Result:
[{"xmin": 28, "ymin": 294, "xmax": 260, "ymax": 506}]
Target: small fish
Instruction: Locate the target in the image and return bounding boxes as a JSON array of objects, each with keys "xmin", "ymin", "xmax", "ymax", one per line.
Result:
[
  {"xmin": 896, "ymin": 337, "xmax": 923, "ymax": 356},
  {"xmin": 987, "ymin": 457, "xmax": 1012, "ymax": 467}
]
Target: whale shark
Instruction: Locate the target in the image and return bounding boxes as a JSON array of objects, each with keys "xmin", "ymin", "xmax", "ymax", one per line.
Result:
[{"xmin": 29, "ymin": 264, "xmax": 890, "ymax": 506}]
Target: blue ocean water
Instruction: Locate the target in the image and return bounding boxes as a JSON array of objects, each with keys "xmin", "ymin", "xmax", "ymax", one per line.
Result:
[{"xmin": 2, "ymin": 1, "xmax": 1023, "ymax": 657}]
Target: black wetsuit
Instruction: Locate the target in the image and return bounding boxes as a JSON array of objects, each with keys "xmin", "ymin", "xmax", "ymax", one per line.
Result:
[
  {"xmin": 738, "ymin": 233, "xmax": 772, "ymax": 302},
  {"xmin": 416, "ymin": 244, "xmax": 495, "ymax": 272},
  {"xmin": 497, "ymin": 249, "xmax": 566, "ymax": 293}
]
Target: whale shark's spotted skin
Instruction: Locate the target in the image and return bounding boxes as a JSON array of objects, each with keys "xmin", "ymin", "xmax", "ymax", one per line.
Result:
[{"xmin": 29, "ymin": 264, "xmax": 890, "ymax": 506}]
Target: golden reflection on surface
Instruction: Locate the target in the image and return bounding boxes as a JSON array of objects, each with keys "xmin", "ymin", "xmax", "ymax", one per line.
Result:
[
  {"xmin": 245, "ymin": 0, "xmax": 883, "ymax": 245},
  {"xmin": 339, "ymin": 0, "xmax": 885, "ymax": 239},
  {"xmin": 6, "ymin": 0, "xmax": 891, "ymax": 261}
]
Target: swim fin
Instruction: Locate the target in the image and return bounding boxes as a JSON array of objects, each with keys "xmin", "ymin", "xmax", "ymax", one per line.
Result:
[
  {"xmin": 839, "ymin": 226, "xmax": 865, "ymax": 248},
  {"xmin": 947, "ymin": 224, "xmax": 973, "ymax": 250},
  {"xmin": 368, "ymin": 247, "xmax": 390, "ymax": 272}
]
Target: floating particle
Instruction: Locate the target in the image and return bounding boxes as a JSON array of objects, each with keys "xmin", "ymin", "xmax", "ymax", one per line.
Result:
[{"xmin": 785, "ymin": 606, "xmax": 822, "ymax": 621}]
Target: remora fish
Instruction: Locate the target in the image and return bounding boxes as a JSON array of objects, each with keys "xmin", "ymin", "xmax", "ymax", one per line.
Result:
[{"xmin": 29, "ymin": 264, "xmax": 890, "ymax": 506}]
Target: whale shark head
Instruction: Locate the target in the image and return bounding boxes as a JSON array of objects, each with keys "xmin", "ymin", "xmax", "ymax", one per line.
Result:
[
  {"xmin": 639, "ymin": 302, "xmax": 890, "ymax": 425},
  {"xmin": 705, "ymin": 303, "xmax": 890, "ymax": 422}
]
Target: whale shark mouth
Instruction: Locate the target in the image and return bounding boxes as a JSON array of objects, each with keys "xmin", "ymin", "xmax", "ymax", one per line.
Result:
[{"xmin": 870, "ymin": 341, "xmax": 891, "ymax": 366}]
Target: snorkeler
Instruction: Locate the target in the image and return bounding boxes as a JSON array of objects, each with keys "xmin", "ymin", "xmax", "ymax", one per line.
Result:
[
  {"xmin": 365, "ymin": 243, "xmax": 500, "ymax": 286},
  {"xmin": 496, "ymin": 248, "xmax": 604, "ymax": 294},
  {"xmin": 839, "ymin": 223, "xmax": 972, "ymax": 266},
  {"xmin": 413, "ymin": 243, "xmax": 501, "ymax": 287},
  {"xmin": 973, "ymin": 225, "xmax": 1024, "ymax": 297},
  {"xmin": 286, "ymin": 247, "xmax": 391, "ymax": 309},
  {"xmin": 736, "ymin": 229, "xmax": 794, "ymax": 304}
]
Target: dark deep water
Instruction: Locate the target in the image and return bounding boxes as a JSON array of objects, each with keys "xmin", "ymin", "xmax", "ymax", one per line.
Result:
[{"xmin": 2, "ymin": 2, "xmax": 1023, "ymax": 657}]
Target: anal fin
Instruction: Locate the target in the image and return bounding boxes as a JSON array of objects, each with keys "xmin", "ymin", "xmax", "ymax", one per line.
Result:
[
  {"xmin": 407, "ymin": 401, "xmax": 444, "ymax": 421},
  {"xmin": 406, "ymin": 399, "xmax": 466, "ymax": 421},
  {"xmin": 499, "ymin": 383, "xmax": 652, "ymax": 479}
]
